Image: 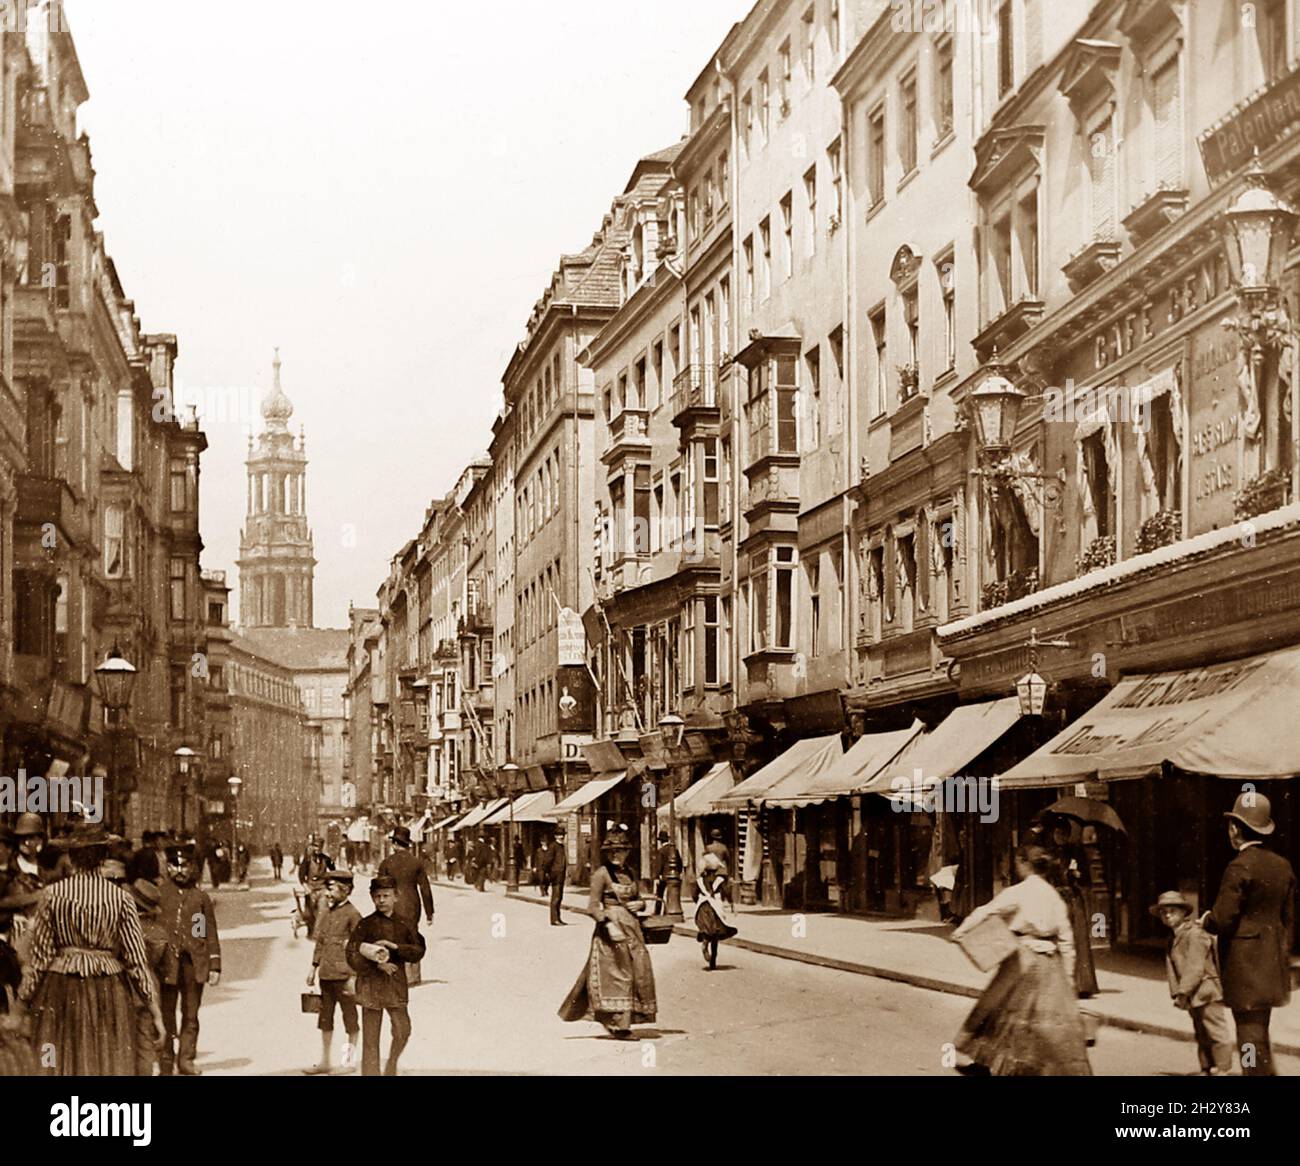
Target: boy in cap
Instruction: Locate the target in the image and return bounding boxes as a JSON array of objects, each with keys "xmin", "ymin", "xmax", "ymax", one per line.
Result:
[
  {"xmin": 1152, "ymin": 890, "xmax": 1234, "ymax": 1075},
  {"xmin": 305, "ymin": 868, "xmax": 361, "ymax": 1074},
  {"xmin": 345, "ymin": 874, "xmax": 425, "ymax": 1076}
]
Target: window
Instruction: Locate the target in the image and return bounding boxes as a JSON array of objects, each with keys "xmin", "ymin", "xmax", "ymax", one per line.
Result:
[
  {"xmin": 746, "ymin": 353, "xmax": 798, "ymax": 456},
  {"xmin": 1256, "ymin": 0, "xmax": 1289, "ymax": 82},
  {"xmin": 804, "ymin": 165, "xmax": 817, "ymax": 253},
  {"xmin": 169, "ymin": 557, "xmax": 187, "ymax": 621},
  {"xmin": 774, "ymin": 546, "xmax": 796, "ymax": 649},
  {"xmin": 803, "ymin": 6, "xmax": 816, "ymax": 85},
  {"xmin": 897, "ymin": 532, "xmax": 918, "ymax": 631},
  {"xmin": 1088, "ymin": 115, "xmax": 1117, "ymax": 240},
  {"xmin": 682, "ymin": 600, "xmax": 696, "ymax": 688},
  {"xmin": 116, "ymin": 389, "xmax": 133, "ymax": 471},
  {"xmin": 780, "ymin": 192, "xmax": 793, "ymax": 279},
  {"xmin": 870, "ymin": 306, "xmax": 887, "ymax": 418},
  {"xmin": 104, "ymin": 505, "xmax": 126, "ymax": 578},
  {"xmin": 170, "ymin": 459, "xmax": 187, "ymax": 512},
  {"xmin": 900, "ymin": 70, "xmax": 918, "ymax": 176},
  {"xmin": 719, "ymin": 277, "xmax": 730, "ymax": 363},
  {"xmin": 828, "ymin": 137, "xmax": 843, "ymax": 225},
  {"xmin": 1141, "ymin": 390, "xmax": 1183, "ymax": 517},
  {"xmin": 651, "ymin": 341, "xmax": 664, "ymax": 411},
  {"xmin": 998, "ymin": 0, "xmax": 1015, "ymax": 98},
  {"xmin": 829, "ymin": 324, "xmax": 845, "ymax": 381},
  {"xmin": 743, "ymin": 235, "xmax": 755, "ymax": 312},
  {"xmin": 759, "ymin": 70, "xmax": 770, "ymax": 142},
  {"xmin": 935, "ymin": 35, "xmax": 954, "ymax": 138},
  {"xmin": 830, "ymin": 0, "xmax": 841, "ymax": 55},
  {"xmin": 1150, "ymin": 54, "xmax": 1182, "ymax": 192},
  {"xmin": 719, "ymin": 596, "xmax": 732, "ymax": 684},
  {"xmin": 901, "ymin": 286, "xmax": 919, "ymax": 399},
  {"xmin": 868, "ymin": 106, "xmax": 886, "ymax": 207},
  {"xmin": 742, "ymin": 90, "xmax": 754, "ymax": 154},
  {"xmin": 634, "ymin": 464, "xmax": 652, "ymax": 554},
  {"xmin": 720, "ymin": 437, "xmax": 732, "ymax": 525},
  {"xmin": 719, "ymin": 151, "xmax": 729, "ymax": 207},
  {"xmin": 779, "ymin": 40, "xmax": 792, "ymax": 112},
  {"xmin": 759, "ymin": 217, "xmax": 771, "ymax": 301},
  {"xmin": 939, "ymin": 253, "xmax": 956, "ymax": 371},
  {"xmin": 804, "ymin": 347, "xmax": 821, "ymax": 450},
  {"xmin": 633, "ymin": 357, "xmax": 646, "ymax": 410},
  {"xmin": 1081, "ymin": 429, "xmax": 1115, "ymax": 540},
  {"xmin": 808, "ymin": 558, "xmax": 822, "ymax": 656},
  {"xmin": 1019, "ymin": 188, "xmax": 1039, "ymax": 297},
  {"xmin": 703, "ymin": 438, "xmax": 720, "ymax": 526}
]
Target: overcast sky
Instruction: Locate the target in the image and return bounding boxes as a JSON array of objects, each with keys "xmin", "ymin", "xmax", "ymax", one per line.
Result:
[{"xmin": 64, "ymin": 0, "xmax": 751, "ymax": 628}]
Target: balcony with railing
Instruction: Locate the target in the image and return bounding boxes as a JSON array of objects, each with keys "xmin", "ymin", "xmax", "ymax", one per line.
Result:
[
  {"xmin": 600, "ymin": 406, "xmax": 651, "ymax": 466},
  {"xmin": 671, "ymin": 364, "xmax": 719, "ymax": 426}
]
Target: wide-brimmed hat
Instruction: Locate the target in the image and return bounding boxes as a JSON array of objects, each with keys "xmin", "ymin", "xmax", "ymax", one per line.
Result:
[
  {"xmin": 58, "ymin": 820, "xmax": 116, "ymax": 850},
  {"xmin": 1149, "ymin": 890, "xmax": 1193, "ymax": 918},
  {"xmin": 390, "ymin": 826, "xmax": 412, "ymax": 846},
  {"xmin": 14, "ymin": 812, "xmax": 46, "ymax": 837},
  {"xmin": 1225, "ymin": 791, "xmax": 1274, "ymax": 835}
]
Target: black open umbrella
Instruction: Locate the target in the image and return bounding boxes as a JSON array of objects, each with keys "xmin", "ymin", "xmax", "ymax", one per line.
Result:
[{"xmin": 1036, "ymin": 796, "xmax": 1126, "ymax": 834}]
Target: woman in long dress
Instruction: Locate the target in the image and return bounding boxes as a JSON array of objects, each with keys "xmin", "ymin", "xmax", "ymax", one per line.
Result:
[
  {"xmin": 951, "ymin": 843, "xmax": 1092, "ymax": 1076},
  {"xmin": 17, "ymin": 822, "xmax": 165, "ymax": 1076},
  {"xmin": 694, "ymin": 853, "xmax": 738, "ymax": 970},
  {"xmin": 558, "ymin": 827, "xmax": 657, "ymax": 1038}
]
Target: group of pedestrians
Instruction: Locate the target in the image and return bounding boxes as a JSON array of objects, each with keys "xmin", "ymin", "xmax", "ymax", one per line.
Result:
[
  {"xmin": 298, "ymin": 823, "xmax": 433, "ymax": 1076},
  {"xmin": 951, "ymin": 791, "xmax": 1294, "ymax": 1077},
  {"xmin": 0, "ymin": 815, "xmax": 222, "ymax": 1077}
]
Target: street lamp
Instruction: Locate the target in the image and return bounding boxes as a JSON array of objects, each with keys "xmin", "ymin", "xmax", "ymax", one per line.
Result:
[
  {"xmin": 501, "ymin": 762, "xmax": 520, "ymax": 892},
  {"xmin": 94, "ymin": 645, "xmax": 137, "ymax": 833},
  {"xmin": 1016, "ymin": 627, "xmax": 1072, "ymax": 718},
  {"xmin": 228, "ymin": 773, "xmax": 246, "ymax": 889},
  {"xmin": 657, "ymin": 713, "xmax": 686, "ymax": 919},
  {"xmin": 173, "ymin": 746, "xmax": 198, "ymax": 836}
]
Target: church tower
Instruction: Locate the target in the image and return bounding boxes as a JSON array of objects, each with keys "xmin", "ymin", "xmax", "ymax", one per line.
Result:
[{"xmin": 237, "ymin": 350, "xmax": 316, "ymax": 628}]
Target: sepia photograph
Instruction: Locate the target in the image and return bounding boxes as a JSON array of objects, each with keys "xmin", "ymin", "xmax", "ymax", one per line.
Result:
[{"xmin": 0, "ymin": 0, "xmax": 1296, "ymax": 1146}]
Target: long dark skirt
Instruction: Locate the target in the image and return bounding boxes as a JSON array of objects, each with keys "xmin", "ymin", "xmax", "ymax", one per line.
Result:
[
  {"xmin": 694, "ymin": 901, "xmax": 738, "ymax": 942},
  {"xmin": 1062, "ymin": 887, "xmax": 1099, "ymax": 997},
  {"xmin": 956, "ymin": 947, "xmax": 1092, "ymax": 1076},
  {"xmin": 558, "ymin": 905, "xmax": 657, "ymax": 1032},
  {"xmin": 29, "ymin": 970, "xmax": 141, "ymax": 1076}
]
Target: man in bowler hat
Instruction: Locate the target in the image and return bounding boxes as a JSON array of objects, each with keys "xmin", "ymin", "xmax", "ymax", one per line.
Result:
[
  {"xmin": 346, "ymin": 875, "xmax": 425, "ymax": 1076},
  {"xmin": 1202, "ymin": 791, "xmax": 1296, "ymax": 1076},
  {"xmin": 545, "ymin": 827, "xmax": 569, "ymax": 925}
]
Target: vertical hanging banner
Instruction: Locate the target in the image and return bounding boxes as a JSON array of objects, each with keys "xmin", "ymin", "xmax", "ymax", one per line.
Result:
[
  {"xmin": 556, "ymin": 665, "xmax": 595, "ymax": 733},
  {"xmin": 557, "ymin": 605, "xmax": 587, "ymax": 667}
]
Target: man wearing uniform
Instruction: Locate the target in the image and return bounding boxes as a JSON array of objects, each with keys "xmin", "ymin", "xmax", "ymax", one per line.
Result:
[
  {"xmin": 378, "ymin": 826, "xmax": 433, "ymax": 985},
  {"xmin": 545, "ymin": 827, "xmax": 569, "ymax": 926},
  {"xmin": 346, "ymin": 875, "xmax": 425, "ymax": 1076},
  {"xmin": 157, "ymin": 839, "xmax": 222, "ymax": 1075}
]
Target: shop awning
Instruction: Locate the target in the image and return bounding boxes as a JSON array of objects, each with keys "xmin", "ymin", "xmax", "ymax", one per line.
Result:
[
  {"xmin": 407, "ymin": 814, "xmax": 430, "ymax": 839},
  {"xmin": 870, "ymin": 698, "xmax": 1023, "ymax": 798},
  {"xmin": 765, "ymin": 722, "xmax": 924, "ymax": 807},
  {"xmin": 714, "ymin": 735, "xmax": 845, "ymax": 810},
  {"xmin": 481, "ymin": 790, "xmax": 556, "ymax": 825},
  {"xmin": 997, "ymin": 646, "xmax": 1300, "ymax": 788},
  {"xmin": 430, "ymin": 812, "xmax": 464, "ymax": 832},
  {"xmin": 544, "ymin": 772, "xmax": 627, "ymax": 817},
  {"xmin": 451, "ymin": 798, "xmax": 508, "ymax": 831},
  {"xmin": 656, "ymin": 762, "xmax": 737, "ymax": 820}
]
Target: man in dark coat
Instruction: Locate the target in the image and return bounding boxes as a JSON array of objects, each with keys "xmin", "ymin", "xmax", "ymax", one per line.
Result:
[
  {"xmin": 269, "ymin": 841, "xmax": 284, "ymax": 880},
  {"xmin": 378, "ymin": 826, "xmax": 433, "ymax": 984},
  {"xmin": 157, "ymin": 839, "xmax": 222, "ymax": 1075},
  {"xmin": 534, "ymin": 836, "xmax": 555, "ymax": 897},
  {"xmin": 545, "ymin": 827, "xmax": 569, "ymax": 926},
  {"xmin": 346, "ymin": 875, "xmax": 425, "ymax": 1076},
  {"xmin": 1203, "ymin": 792, "xmax": 1296, "ymax": 1076}
]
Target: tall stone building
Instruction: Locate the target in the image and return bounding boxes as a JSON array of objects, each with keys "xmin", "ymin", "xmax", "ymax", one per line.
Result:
[{"xmin": 237, "ymin": 350, "xmax": 314, "ymax": 629}]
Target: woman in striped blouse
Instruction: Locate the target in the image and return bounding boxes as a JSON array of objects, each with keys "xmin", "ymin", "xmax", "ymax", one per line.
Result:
[{"xmin": 17, "ymin": 820, "xmax": 165, "ymax": 1076}]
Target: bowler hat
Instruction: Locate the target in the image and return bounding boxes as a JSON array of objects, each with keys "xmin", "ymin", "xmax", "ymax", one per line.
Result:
[
  {"xmin": 370, "ymin": 875, "xmax": 397, "ymax": 893},
  {"xmin": 14, "ymin": 812, "xmax": 45, "ymax": 837},
  {"xmin": 1149, "ymin": 890, "xmax": 1193, "ymax": 918},
  {"xmin": 390, "ymin": 826, "xmax": 412, "ymax": 846},
  {"xmin": 1225, "ymin": 791, "xmax": 1275, "ymax": 835},
  {"xmin": 324, "ymin": 868, "xmax": 355, "ymax": 885},
  {"xmin": 130, "ymin": 878, "xmax": 162, "ymax": 911}
]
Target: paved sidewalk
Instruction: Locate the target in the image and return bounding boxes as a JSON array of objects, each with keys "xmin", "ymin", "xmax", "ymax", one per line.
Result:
[{"xmin": 433, "ymin": 875, "xmax": 1300, "ymax": 1056}]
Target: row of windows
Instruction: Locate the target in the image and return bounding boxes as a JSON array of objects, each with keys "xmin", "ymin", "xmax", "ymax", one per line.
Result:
[
  {"xmin": 603, "ymin": 321, "xmax": 683, "ymax": 419},
  {"xmin": 866, "ymin": 247, "xmax": 956, "ymax": 419},
  {"xmin": 516, "ymin": 556, "xmax": 563, "ymax": 649},
  {"xmin": 516, "ymin": 350, "xmax": 564, "ymax": 453},
  {"xmin": 739, "ymin": 0, "xmax": 843, "ymax": 161},
  {"xmin": 517, "ymin": 446, "xmax": 563, "ymax": 545}
]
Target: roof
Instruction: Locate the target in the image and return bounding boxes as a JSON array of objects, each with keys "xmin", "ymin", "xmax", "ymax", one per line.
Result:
[{"xmin": 235, "ymin": 626, "xmax": 350, "ymax": 672}]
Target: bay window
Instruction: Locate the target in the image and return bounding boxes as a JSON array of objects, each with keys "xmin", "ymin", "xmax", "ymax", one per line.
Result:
[{"xmin": 747, "ymin": 352, "xmax": 799, "ymax": 457}]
